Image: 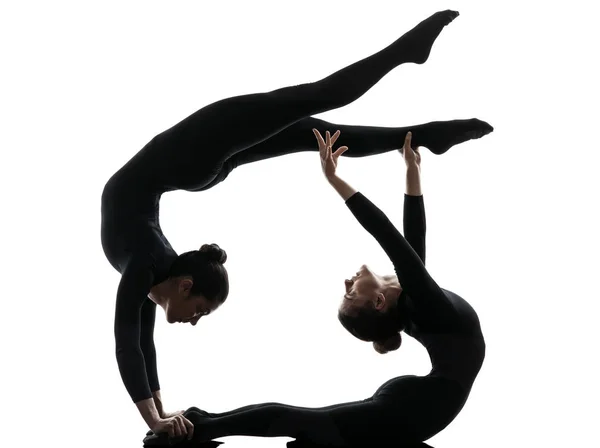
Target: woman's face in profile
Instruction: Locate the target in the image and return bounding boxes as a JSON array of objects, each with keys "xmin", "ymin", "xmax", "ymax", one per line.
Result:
[
  {"xmin": 340, "ymin": 265, "xmax": 380, "ymax": 314},
  {"xmin": 165, "ymin": 282, "xmax": 218, "ymax": 325}
]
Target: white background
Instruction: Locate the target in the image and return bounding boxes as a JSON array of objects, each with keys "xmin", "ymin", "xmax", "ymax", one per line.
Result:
[{"xmin": 2, "ymin": 1, "xmax": 599, "ymax": 447}]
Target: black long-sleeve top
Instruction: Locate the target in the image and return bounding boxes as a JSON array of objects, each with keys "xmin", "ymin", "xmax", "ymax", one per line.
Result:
[
  {"xmin": 101, "ymin": 162, "xmax": 180, "ymax": 403},
  {"xmin": 101, "ymin": 122, "xmax": 237, "ymax": 403},
  {"xmin": 345, "ymin": 192, "xmax": 486, "ymax": 392}
]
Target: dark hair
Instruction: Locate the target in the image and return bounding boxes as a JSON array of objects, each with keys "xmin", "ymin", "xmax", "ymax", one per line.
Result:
[
  {"xmin": 373, "ymin": 333, "xmax": 402, "ymax": 354},
  {"xmin": 168, "ymin": 243, "xmax": 229, "ymax": 304},
  {"xmin": 337, "ymin": 290, "xmax": 408, "ymax": 353}
]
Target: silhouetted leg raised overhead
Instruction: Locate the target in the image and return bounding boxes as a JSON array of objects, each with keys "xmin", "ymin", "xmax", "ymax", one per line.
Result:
[{"xmin": 151, "ymin": 10, "xmax": 464, "ymax": 192}]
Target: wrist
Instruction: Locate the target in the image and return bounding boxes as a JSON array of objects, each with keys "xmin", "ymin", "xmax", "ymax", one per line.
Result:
[
  {"xmin": 152, "ymin": 390, "xmax": 164, "ymax": 417},
  {"xmin": 405, "ymin": 167, "xmax": 422, "ymax": 196},
  {"xmin": 150, "ymin": 414, "xmax": 162, "ymax": 427},
  {"xmin": 136, "ymin": 397, "xmax": 163, "ymax": 429},
  {"xmin": 405, "ymin": 163, "xmax": 420, "ymax": 171}
]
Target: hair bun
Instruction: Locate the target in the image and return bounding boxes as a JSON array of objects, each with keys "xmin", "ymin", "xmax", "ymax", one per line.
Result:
[
  {"xmin": 373, "ymin": 333, "xmax": 402, "ymax": 354},
  {"xmin": 199, "ymin": 243, "xmax": 227, "ymax": 264}
]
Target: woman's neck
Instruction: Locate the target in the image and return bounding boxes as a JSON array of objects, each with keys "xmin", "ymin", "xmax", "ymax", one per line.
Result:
[
  {"xmin": 381, "ymin": 274, "xmax": 401, "ymax": 290},
  {"xmin": 148, "ymin": 280, "xmax": 171, "ymax": 307},
  {"xmin": 380, "ymin": 275, "xmax": 402, "ymax": 302}
]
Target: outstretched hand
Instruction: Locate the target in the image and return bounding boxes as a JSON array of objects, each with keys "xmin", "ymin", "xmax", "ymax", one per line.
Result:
[
  {"xmin": 313, "ymin": 128, "xmax": 349, "ymax": 179},
  {"xmin": 400, "ymin": 131, "xmax": 421, "ymax": 167}
]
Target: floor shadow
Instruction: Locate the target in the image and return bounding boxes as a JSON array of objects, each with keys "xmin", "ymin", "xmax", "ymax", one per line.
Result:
[
  {"xmin": 142, "ymin": 434, "xmax": 435, "ymax": 448},
  {"xmin": 286, "ymin": 441, "xmax": 434, "ymax": 448},
  {"xmin": 143, "ymin": 433, "xmax": 223, "ymax": 447}
]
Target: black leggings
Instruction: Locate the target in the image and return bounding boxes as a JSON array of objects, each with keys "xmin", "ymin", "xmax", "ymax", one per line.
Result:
[
  {"xmin": 142, "ymin": 10, "xmax": 490, "ymax": 194},
  {"xmin": 163, "ymin": 375, "xmax": 466, "ymax": 447}
]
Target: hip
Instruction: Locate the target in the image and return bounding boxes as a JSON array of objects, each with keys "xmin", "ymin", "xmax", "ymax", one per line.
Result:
[{"xmin": 373, "ymin": 374, "xmax": 468, "ymax": 419}]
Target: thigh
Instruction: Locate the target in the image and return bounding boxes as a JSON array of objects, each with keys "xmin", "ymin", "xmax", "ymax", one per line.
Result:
[
  {"xmin": 154, "ymin": 86, "xmax": 319, "ymax": 166},
  {"xmin": 305, "ymin": 398, "xmax": 393, "ymax": 446},
  {"xmin": 373, "ymin": 375, "xmax": 467, "ymax": 442}
]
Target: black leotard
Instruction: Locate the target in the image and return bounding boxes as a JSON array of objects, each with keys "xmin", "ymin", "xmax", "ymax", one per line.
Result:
[
  {"xmin": 102, "ymin": 9, "xmax": 490, "ymax": 405},
  {"xmin": 348, "ymin": 192, "xmax": 486, "ymax": 393},
  {"xmin": 169, "ymin": 192, "xmax": 485, "ymax": 446}
]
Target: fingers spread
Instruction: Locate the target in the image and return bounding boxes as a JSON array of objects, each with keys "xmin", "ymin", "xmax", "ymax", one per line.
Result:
[
  {"xmin": 331, "ymin": 130, "xmax": 341, "ymax": 145},
  {"xmin": 312, "ymin": 128, "xmax": 325, "ymax": 148},
  {"xmin": 333, "ymin": 146, "xmax": 349, "ymax": 158},
  {"xmin": 313, "ymin": 129, "xmax": 327, "ymax": 156}
]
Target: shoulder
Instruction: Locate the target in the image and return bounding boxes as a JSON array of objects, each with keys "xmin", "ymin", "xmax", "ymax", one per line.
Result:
[
  {"xmin": 124, "ymin": 251, "xmax": 159, "ymax": 274},
  {"xmin": 116, "ymin": 253, "xmax": 158, "ymax": 300}
]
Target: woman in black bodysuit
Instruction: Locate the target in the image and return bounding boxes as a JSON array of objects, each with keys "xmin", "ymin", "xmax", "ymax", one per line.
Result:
[
  {"xmin": 101, "ymin": 9, "xmax": 493, "ymax": 438},
  {"xmin": 144, "ymin": 130, "xmax": 486, "ymax": 448}
]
